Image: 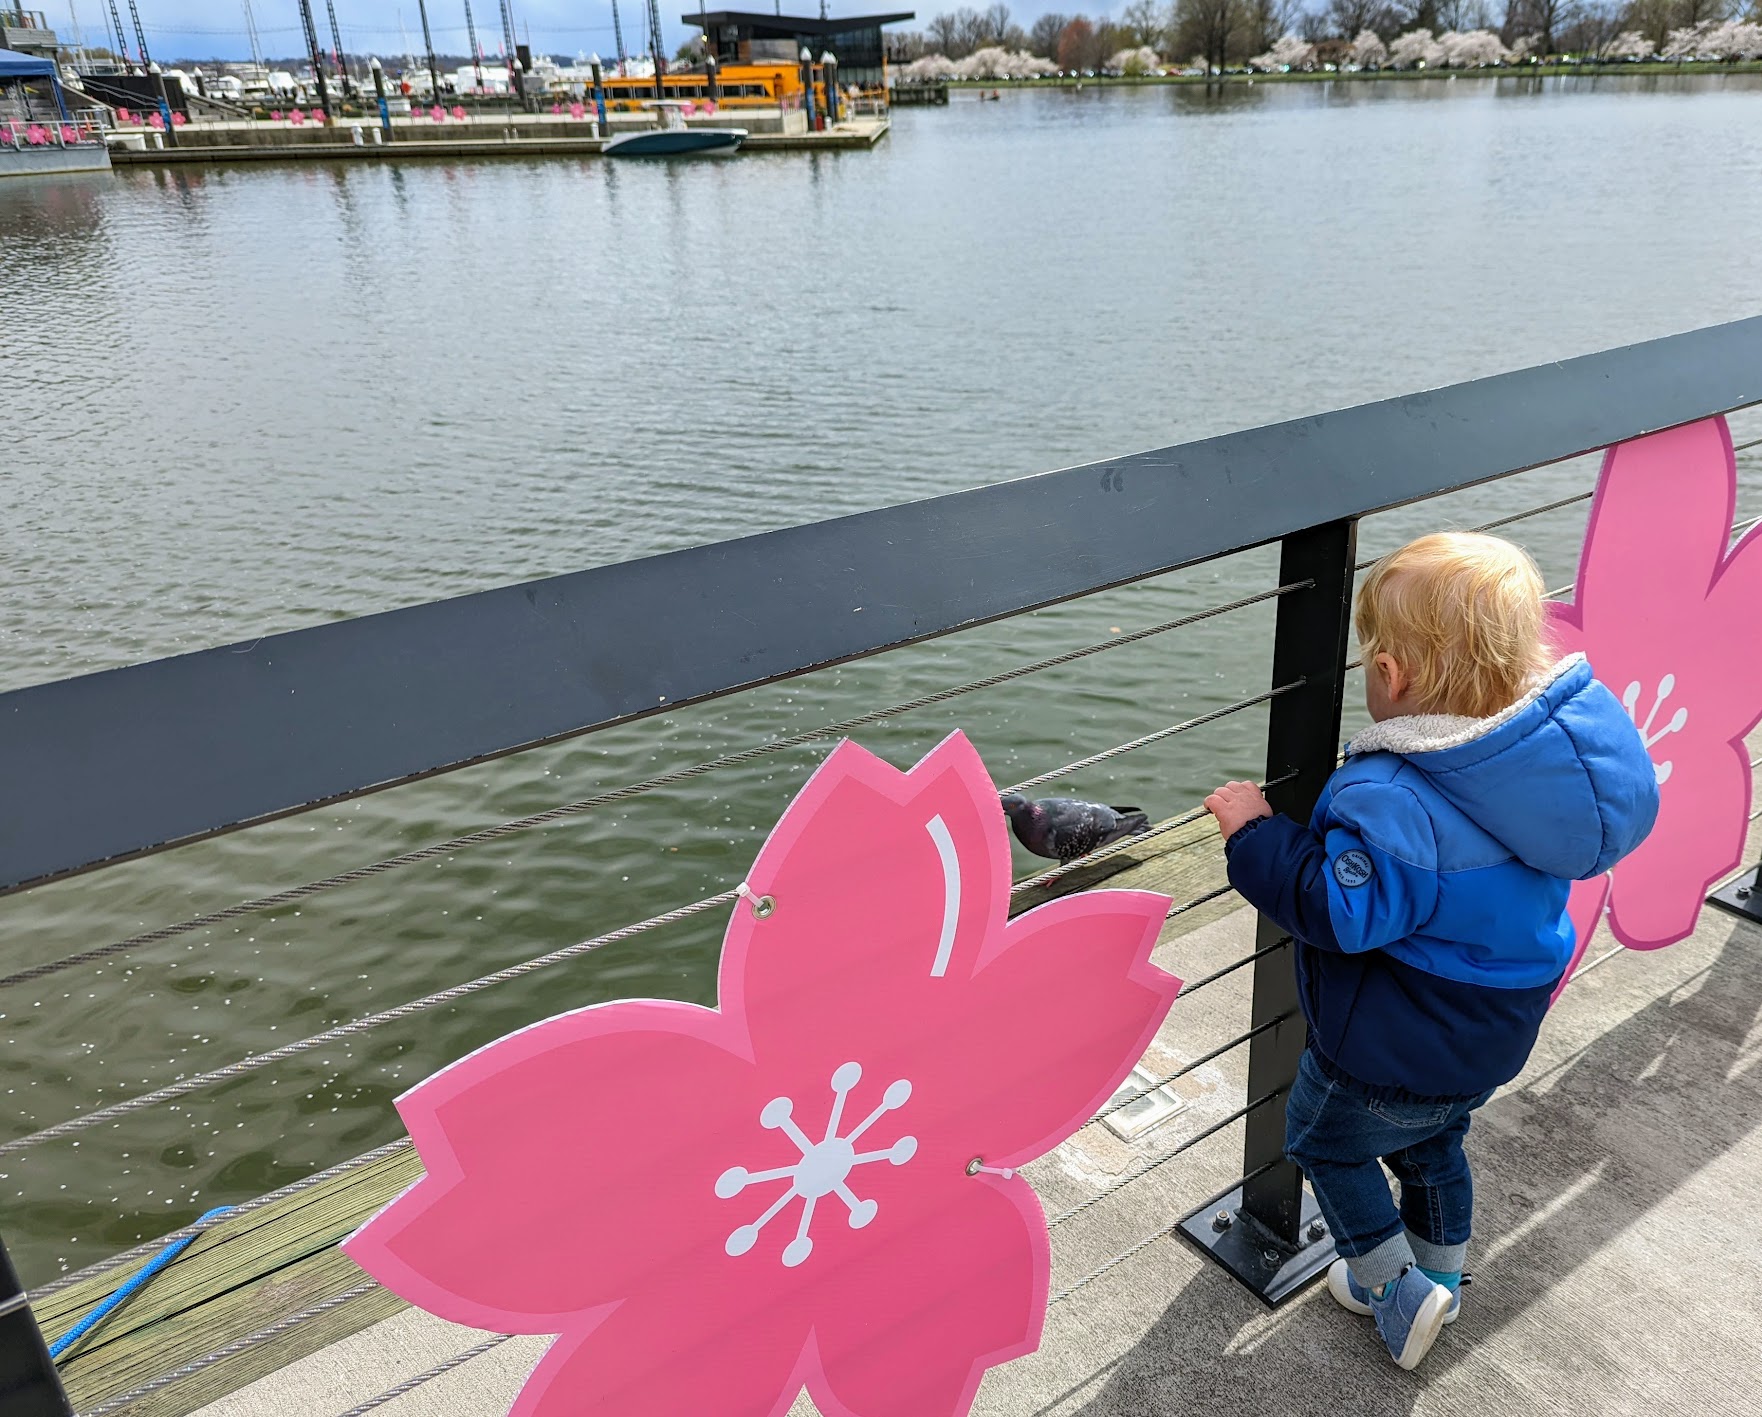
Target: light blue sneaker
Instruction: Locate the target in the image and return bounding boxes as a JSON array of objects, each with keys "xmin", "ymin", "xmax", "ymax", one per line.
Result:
[
  {"xmin": 1328, "ymin": 1257, "xmax": 1462, "ymax": 1326},
  {"xmin": 1326, "ymin": 1262, "xmax": 1452, "ymax": 1369}
]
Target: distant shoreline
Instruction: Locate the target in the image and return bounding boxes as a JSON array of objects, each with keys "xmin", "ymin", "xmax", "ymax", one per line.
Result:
[{"xmin": 944, "ymin": 62, "xmax": 1762, "ymax": 87}]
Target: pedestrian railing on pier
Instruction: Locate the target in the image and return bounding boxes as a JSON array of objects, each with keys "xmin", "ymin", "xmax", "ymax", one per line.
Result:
[{"xmin": 3, "ymin": 319, "xmax": 1761, "ymax": 1416}]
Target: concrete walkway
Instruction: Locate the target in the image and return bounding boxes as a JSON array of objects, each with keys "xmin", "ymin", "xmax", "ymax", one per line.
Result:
[{"xmin": 194, "ymin": 871, "xmax": 1762, "ymax": 1417}]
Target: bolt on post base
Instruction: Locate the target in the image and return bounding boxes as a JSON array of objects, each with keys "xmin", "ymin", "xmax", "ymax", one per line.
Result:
[
  {"xmin": 1175, "ymin": 1181, "xmax": 1334, "ymax": 1307},
  {"xmin": 1707, "ymin": 864, "xmax": 1762, "ymax": 926}
]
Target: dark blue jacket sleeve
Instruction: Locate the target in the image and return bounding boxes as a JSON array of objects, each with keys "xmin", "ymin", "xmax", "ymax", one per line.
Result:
[
  {"xmin": 1223, "ymin": 813, "xmax": 1342, "ymax": 951},
  {"xmin": 1224, "ymin": 778, "xmax": 1441, "ymax": 955}
]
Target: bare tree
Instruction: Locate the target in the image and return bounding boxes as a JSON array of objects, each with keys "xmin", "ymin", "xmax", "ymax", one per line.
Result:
[
  {"xmin": 1243, "ymin": 0, "xmax": 1301, "ymax": 51},
  {"xmin": 1556, "ymin": 0, "xmax": 1624, "ymax": 49},
  {"xmin": 1323, "ymin": 0, "xmax": 1403, "ymax": 38},
  {"xmin": 1172, "ymin": 0, "xmax": 1246, "ymax": 68},
  {"xmin": 1029, "ymin": 11, "xmax": 1072, "ymax": 54},
  {"xmin": 1120, "ymin": 0, "xmax": 1170, "ymax": 46},
  {"xmin": 1505, "ymin": 0, "xmax": 1578, "ymax": 50}
]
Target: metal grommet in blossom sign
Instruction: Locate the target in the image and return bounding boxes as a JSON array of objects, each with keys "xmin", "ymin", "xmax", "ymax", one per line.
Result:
[
  {"xmin": 735, "ymin": 882, "xmax": 777, "ymax": 919},
  {"xmin": 965, "ymin": 1156, "xmax": 1015, "ymax": 1179}
]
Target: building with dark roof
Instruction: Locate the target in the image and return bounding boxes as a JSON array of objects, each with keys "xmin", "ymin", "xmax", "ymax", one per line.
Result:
[{"xmin": 681, "ymin": 10, "xmax": 914, "ymax": 88}]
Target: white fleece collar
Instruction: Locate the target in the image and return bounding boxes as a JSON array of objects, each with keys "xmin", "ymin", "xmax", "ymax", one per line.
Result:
[{"xmin": 1346, "ymin": 653, "xmax": 1586, "ymax": 757}]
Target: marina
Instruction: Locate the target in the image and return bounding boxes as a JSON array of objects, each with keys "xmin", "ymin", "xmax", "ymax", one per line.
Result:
[{"xmin": 6, "ymin": 60, "xmax": 1762, "ymax": 1417}]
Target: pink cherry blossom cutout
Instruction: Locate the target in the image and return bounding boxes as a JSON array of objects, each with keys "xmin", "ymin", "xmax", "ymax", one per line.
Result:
[
  {"xmin": 345, "ymin": 732, "xmax": 1179, "ymax": 1416},
  {"xmin": 1550, "ymin": 415, "xmax": 1762, "ymax": 996}
]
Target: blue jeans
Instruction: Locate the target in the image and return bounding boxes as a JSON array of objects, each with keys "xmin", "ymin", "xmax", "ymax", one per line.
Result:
[{"xmin": 1285, "ymin": 1048, "xmax": 1494, "ymax": 1289}]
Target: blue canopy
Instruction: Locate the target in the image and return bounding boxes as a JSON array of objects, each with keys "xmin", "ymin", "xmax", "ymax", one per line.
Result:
[{"xmin": 0, "ymin": 47, "xmax": 58, "ymax": 80}]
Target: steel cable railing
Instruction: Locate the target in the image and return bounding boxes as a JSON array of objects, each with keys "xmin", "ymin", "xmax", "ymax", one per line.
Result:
[
  {"xmin": 3, "ymin": 737, "xmax": 1289, "ymax": 1161},
  {"xmin": 77, "ymin": 1280, "xmax": 381, "ymax": 1417},
  {"xmin": 1047, "ymin": 1158, "xmax": 1279, "ymax": 1307},
  {"xmin": 1047, "ymin": 1091, "xmax": 1281, "ymax": 1230},
  {"xmin": 0, "ymin": 581, "xmax": 1310, "ymax": 994},
  {"xmin": 67, "ymin": 762, "xmax": 1753, "ymax": 1405}
]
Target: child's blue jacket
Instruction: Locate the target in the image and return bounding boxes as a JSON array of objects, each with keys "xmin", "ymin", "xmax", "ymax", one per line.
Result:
[{"xmin": 1225, "ymin": 655, "xmax": 1659, "ymax": 1102}]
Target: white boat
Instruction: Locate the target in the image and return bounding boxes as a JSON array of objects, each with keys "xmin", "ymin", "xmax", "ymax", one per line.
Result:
[{"xmin": 603, "ymin": 101, "xmax": 745, "ymax": 157}]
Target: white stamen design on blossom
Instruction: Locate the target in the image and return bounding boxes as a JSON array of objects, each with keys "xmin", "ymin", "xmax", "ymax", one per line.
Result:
[
  {"xmin": 717, "ymin": 1061, "xmax": 917, "ymax": 1269},
  {"xmin": 1621, "ymin": 675, "xmax": 1689, "ymax": 786},
  {"xmin": 926, "ymin": 813, "xmax": 961, "ymax": 978}
]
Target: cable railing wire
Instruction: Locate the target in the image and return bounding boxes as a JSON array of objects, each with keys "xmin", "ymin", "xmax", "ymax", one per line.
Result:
[
  {"xmin": 0, "ymin": 891, "xmax": 740, "ymax": 1159},
  {"xmin": 1166, "ymin": 882, "xmax": 1236, "ymax": 921},
  {"xmin": 1355, "ymin": 488, "xmax": 1598, "ymax": 573},
  {"xmin": 39, "ymin": 1136, "xmax": 417, "ymax": 1301},
  {"xmin": 1047, "ymin": 1158, "xmax": 1279, "ymax": 1307},
  {"xmin": 1011, "ymin": 770, "xmax": 1296, "ymax": 900},
  {"xmin": 1089, "ymin": 1011, "xmax": 1293, "ymax": 1129},
  {"xmin": 7, "ymin": 733, "xmax": 1290, "ymax": 1162},
  {"xmin": 0, "ymin": 581, "xmax": 1312, "ymax": 994},
  {"xmin": 1004, "ymin": 683, "xmax": 1302, "ymax": 795},
  {"xmin": 78, "ymin": 1280, "xmax": 381, "ymax": 1417},
  {"xmin": 331, "ymin": 1333, "xmax": 517, "ymax": 1417},
  {"xmin": 1172, "ymin": 938, "xmax": 1291, "ymax": 1001},
  {"xmin": 1048, "ymin": 1090, "xmax": 1280, "ymax": 1230}
]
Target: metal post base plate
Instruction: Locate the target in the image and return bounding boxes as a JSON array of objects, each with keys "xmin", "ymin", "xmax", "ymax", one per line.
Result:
[
  {"xmin": 1707, "ymin": 866, "xmax": 1762, "ymax": 925},
  {"xmin": 1175, "ymin": 1183, "xmax": 1335, "ymax": 1307}
]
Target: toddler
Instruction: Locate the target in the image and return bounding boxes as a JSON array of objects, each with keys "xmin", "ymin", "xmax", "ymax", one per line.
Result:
[{"xmin": 1204, "ymin": 531, "xmax": 1657, "ymax": 1370}]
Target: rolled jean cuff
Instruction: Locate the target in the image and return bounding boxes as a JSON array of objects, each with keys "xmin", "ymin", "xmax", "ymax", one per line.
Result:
[
  {"xmin": 1343, "ymin": 1231, "xmax": 1414, "ymax": 1291},
  {"xmin": 1407, "ymin": 1231, "xmax": 1467, "ymax": 1274}
]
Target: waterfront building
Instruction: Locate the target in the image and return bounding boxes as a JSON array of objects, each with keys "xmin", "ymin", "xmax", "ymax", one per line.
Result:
[{"xmin": 682, "ymin": 8, "xmax": 914, "ymax": 89}]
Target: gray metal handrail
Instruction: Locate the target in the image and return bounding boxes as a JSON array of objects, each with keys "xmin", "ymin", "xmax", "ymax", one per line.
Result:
[{"xmin": 3, "ymin": 317, "xmax": 1760, "ymax": 898}]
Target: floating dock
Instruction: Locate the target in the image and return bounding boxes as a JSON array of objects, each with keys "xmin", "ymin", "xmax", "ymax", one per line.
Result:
[{"xmin": 103, "ymin": 113, "xmax": 889, "ymax": 166}]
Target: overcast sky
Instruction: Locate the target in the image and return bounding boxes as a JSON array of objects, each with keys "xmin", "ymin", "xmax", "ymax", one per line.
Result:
[{"xmin": 44, "ymin": 0, "xmax": 952, "ymax": 64}]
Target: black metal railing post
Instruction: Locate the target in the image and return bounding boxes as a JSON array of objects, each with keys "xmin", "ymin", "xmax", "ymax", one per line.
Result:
[
  {"xmin": 0, "ymin": 1235, "xmax": 74, "ymax": 1417},
  {"xmin": 1178, "ymin": 518, "xmax": 1358, "ymax": 1305},
  {"xmin": 1708, "ymin": 857, "xmax": 1762, "ymax": 925}
]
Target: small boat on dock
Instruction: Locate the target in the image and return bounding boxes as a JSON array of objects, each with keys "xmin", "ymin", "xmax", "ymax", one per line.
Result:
[{"xmin": 603, "ymin": 101, "xmax": 746, "ymax": 157}]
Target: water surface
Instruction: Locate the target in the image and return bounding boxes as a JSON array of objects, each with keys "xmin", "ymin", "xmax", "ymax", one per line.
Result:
[{"xmin": 3, "ymin": 74, "xmax": 1761, "ymax": 1282}]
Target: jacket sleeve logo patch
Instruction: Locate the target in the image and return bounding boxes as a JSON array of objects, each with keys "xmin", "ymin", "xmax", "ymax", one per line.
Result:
[{"xmin": 1333, "ymin": 849, "xmax": 1375, "ymax": 888}]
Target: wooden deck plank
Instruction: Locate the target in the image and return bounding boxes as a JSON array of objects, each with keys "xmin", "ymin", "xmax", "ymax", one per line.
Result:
[{"xmin": 42, "ymin": 812, "xmax": 1232, "ymax": 1415}]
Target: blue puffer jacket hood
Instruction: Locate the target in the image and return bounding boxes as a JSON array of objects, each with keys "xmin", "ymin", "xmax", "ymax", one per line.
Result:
[{"xmin": 1343, "ymin": 654, "xmax": 1659, "ymax": 881}]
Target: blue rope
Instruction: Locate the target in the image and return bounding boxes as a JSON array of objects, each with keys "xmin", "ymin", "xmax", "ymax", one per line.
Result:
[{"xmin": 49, "ymin": 1206, "xmax": 234, "ymax": 1361}]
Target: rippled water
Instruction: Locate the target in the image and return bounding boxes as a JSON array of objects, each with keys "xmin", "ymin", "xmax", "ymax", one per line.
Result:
[{"xmin": 3, "ymin": 74, "xmax": 1761, "ymax": 1283}]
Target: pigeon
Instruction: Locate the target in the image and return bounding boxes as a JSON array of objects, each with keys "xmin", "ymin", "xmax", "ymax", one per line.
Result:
[{"xmin": 999, "ymin": 793, "xmax": 1152, "ymax": 865}]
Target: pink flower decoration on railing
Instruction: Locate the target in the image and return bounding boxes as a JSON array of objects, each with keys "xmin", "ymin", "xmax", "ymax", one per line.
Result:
[
  {"xmin": 289, "ymin": 107, "xmax": 305, "ymax": 125},
  {"xmin": 550, "ymin": 101, "xmax": 562, "ymax": 113},
  {"xmin": 345, "ymin": 732, "xmax": 1179, "ymax": 1416},
  {"xmin": 569, "ymin": 101, "xmax": 585, "ymax": 118},
  {"xmin": 25, "ymin": 123, "xmax": 47, "ymax": 145},
  {"xmin": 171, "ymin": 111, "xmax": 187, "ymax": 126},
  {"xmin": 269, "ymin": 108, "xmax": 283, "ymax": 120},
  {"xmin": 1551, "ymin": 416, "xmax": 1762, "ymax": 993},
  {"xmin": 147, "ymin": 111, "xmax": 164, "ymax": 129},
  {"xmin": 450, "ymin": 104, "xmax": 467, "ymax": 119},
  {"xmin": 429, "ymin": 103, "xmax": 446, "ymax": 121},
  {"xmin": 60, "ymin": 124, "xmax": 79, "ymax": 143}
]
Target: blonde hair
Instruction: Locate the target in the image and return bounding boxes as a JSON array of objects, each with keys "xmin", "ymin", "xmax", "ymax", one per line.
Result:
[{"xmin": 1355, "ymin": 531, "xmax": 1553, "ymax": 719}]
